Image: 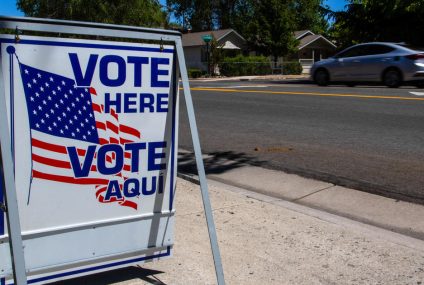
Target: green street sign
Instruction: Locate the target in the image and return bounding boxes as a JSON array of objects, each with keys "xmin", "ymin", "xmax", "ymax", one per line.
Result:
[{"xmin": 202, "ymin": 34, "xmax": 212, "ymax": 43}]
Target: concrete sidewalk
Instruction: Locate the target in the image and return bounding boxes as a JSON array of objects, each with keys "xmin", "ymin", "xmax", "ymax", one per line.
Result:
[{"xmin": 59, "ymin": 177, "xmax": 424, "ymax": 285}]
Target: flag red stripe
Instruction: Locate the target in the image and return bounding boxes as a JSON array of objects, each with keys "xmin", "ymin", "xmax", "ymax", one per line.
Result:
[
  {"xmin": 92, "ymin": 103, "xmax": 102, "ymax": 113},
  {"xmin": 32, "ymin": 153, "xmax": 71, "ymax": 169},
  {"xmin": 120, "ymin": 124, "xmax": 140, "ymax": 138},
  {"xmin": 110, "ymin": 109, "xmax": 119, "ymax": 120},
  {"xmin": 120, "ymin": 137, "xmax": 134, "ymax": 144},
  {"xmin": 32, "ymin": 159, "xmax": 129, "ymax": 172},
  {"xmin": 95, "ymin": 185, "xmax": 137, "ymax": 210},
  {"xmin": 120, "ymin": 200, "xmax": 137, "ymax": 210},
  {"xmin": 96, "ymin": 121, "xmax": 106, "ymax": 130},
  {"xmin": 32, "ymin": 138, "xmax": 87, "ymax": 156},
  {"xmin": 89, "ymin": 87, "xmax": 97, "ymax": 95},
  {"xmin": 32, "ymin": 153, "xmax": 99, "ymax": 172},
  {"xmin": 95, "ymin": 186, "xmax": 107, "ymax": 197},
  {"xmin": 32, "ymin": 170, "xmax": 109, "ymax": 185},
  {"xmin": 32, "ymin": 138, "xmax": 66, "ymax": 154},
  {"xmin": 106, "ymin": 121, "xmax": 119, "ymax": 134}
]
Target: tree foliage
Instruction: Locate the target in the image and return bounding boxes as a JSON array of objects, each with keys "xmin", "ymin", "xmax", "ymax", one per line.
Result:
[
  {"xmin": 292, "ymin": 0, "xmax": 328, "ymax": 34},
  {"xmin": 17, "ymin": 0, "xmax": 167, "ymax": 28},
  {"xmin": 209, "ymin": 36, "xmax": 224, "ymax": 75},
  {"xmin": 246, "ymin": 0, "xmax": 298, "ymax": 60},
  {"xmin": 167, "ymin": 0, "xmax": 327, "ymax": 58},
  {"xmin": 329, "ymin": 0, "xmax": 424, "ymax": 49}
]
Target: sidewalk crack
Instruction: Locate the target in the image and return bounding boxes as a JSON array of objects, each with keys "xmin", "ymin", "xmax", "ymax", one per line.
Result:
[{"xmin": 291, "ymin": 185, "xmax": 336, "ymax": 202}]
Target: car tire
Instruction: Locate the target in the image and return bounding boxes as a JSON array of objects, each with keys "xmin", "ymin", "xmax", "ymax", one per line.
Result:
[
  {"xmin": 383, "ymin": 68, "xmax": 402, "ymax": 88},
  {"xmin": 314, "ymin": 69, "xmax": 330, "ymax": 86}
]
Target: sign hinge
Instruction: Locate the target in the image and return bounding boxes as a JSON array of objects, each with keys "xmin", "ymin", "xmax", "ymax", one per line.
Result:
[{"xmin": 0, "ymin": 202, "xmax": 7, "ymax": 212}]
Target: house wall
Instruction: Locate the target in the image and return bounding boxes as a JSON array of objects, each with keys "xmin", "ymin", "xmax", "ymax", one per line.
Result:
[
  {"xmin": 183, "ymin": 32, "xmax": 246, "ymax": 72},
  {"xmin": 184, "ymin": 46, "xmax": 206, "ymax": 70},
  {"xmin": 298, "ymin": 48, "xmax": 335, "ymax": 62}
]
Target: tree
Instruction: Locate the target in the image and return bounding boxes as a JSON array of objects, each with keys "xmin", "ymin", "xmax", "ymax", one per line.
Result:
[
  {"xmin": 329, "ymin": 0, "xmax": 424, "ymax": 49},
  {"xmin": 209, "ymin": 36, "xmax": 224, "ymax": 75},
  {"xmin": 246, "ymin": 0, "xmax": 298, "ymax": 63},
  {"xmin": 166, "ymin": 0, "xmax": 254, "ymax": 32},
  {"xmin": 166, "ymin": 0, "xmax": 327, "ymax": 60},
  {"xmin": 292, "ymin": 0, "xmax": 328, "ymax": 34},
  {"xmin": 166, "ymin": 0, "xmax": 215, "ymax": 31},
  {"xmin": 17, "ymin": 0, "xmax": 167, "ymax": 28}
]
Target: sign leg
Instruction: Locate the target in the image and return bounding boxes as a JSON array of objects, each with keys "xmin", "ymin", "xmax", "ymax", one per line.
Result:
[
  {"xmin": 0, "ymin": 47, "xmax": 28, "ymax": 285},
  {"xmin": 175, "ymin": 39, "xmax": 226, "ymax": 285}
]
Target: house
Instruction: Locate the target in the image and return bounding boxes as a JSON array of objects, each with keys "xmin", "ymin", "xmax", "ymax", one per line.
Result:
[
  {"xmin": 181, "ymin": 28, "xmax": 335, "ymax": 74},
  {"xmin": 294, "ymin": 30, "xmax": 337, "ymax": 74},
  {"xmin": 182, "ymin": 29, "xmax": 246, "ymax": 71}
]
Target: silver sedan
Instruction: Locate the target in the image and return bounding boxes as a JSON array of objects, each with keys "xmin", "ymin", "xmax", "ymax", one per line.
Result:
[{"xmin": 311, "ymin": 42, "xmax": 424, "ymax": 87}]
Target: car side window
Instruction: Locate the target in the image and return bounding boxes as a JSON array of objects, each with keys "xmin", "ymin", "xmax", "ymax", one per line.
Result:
[
  {"xmin": 337, "ymin": 46, "xmax": 367, "ymax": 58},
  {"xmin": 364, "ymin": 45, "xmax": 395, "ymax": 55},
  {"xmin": 336, "ymin": 45, "xmax": 395, "ymax": 58}
]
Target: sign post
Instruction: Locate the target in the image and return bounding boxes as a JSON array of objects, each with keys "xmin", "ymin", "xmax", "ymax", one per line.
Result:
[
  {"xmin": 0, "ymin": 40, "xmax": 27, "ymax": 285},
  {"xmin": 202, "ymin": 34, "xmax": 212, "ymax": 77},
  {"xmin": 0, "ymin": 16, "xmax": 225, "ymax": 285}
]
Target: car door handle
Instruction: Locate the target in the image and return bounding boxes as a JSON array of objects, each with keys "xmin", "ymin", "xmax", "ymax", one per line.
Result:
[{"xmin": 353, "ymin": 60, "xmax": 361, "ymax": 63}]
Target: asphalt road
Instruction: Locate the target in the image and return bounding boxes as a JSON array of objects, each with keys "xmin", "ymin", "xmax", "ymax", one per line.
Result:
[{"xmin": 178, "ymin": 80, "xmax": 424, "ymax": 203}]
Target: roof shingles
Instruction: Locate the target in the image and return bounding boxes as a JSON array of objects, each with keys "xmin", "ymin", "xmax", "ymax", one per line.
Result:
[{"xmin": 182, "ymin": 29, "xmax": 234, "ymax": 47}]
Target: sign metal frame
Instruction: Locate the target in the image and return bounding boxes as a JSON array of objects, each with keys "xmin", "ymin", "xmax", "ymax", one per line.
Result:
[{"xmin": 0, "ymin": 16, "xmax": 225, "ymax": 285}]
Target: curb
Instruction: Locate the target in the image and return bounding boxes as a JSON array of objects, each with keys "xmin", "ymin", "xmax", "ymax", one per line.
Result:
[
  {"xmin": 176, "ymin": 172, "xmax": 424, "ymax": 252},
  {"xmin": 177, "ymin": 172, "xmax": 200, "ymax": 185}
]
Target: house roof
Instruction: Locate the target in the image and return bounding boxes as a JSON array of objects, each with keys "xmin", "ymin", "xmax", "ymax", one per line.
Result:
[
  {"xmin": 181, "ymin": 28, "xmax": 335, "ymax": 49},
  {"xmin": 294, "ymin": 30, "xmax": 315, "ymax": 39},
  {"xmin": 182, "ymin": 29, "xmax": 245, "ymax": 47},
  {"xmin": 298, "ymin": 34, "xmax": 337, "ymax": 49}
]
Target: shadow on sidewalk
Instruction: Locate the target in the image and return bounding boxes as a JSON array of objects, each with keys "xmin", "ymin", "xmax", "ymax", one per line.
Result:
[
  {"xmin": 52, "ymin": 266, "xmax": 167, "ymax": 285},
  {"xmin": 178, "ymin": 151, "xmax": 265, "ymax": 175}
]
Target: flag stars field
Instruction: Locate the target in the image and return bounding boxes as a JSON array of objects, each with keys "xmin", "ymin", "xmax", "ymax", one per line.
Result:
[{"xmin": 21, "ymin": 63, "xmax": 100, "ymax": 143}]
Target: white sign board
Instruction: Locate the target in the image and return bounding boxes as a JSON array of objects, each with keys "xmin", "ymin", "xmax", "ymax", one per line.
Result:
[{"xmin": 0, "ymin": 35, "xmax": 178, "ymax": 284}]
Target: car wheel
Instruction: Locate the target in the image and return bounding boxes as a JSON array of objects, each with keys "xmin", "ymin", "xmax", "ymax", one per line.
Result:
[
  {"xmin": 383, "ymin": 69, "xmax": 402, "ymax": 88},
  {"xmin": 314, "ymin": 69, "xmax": 329, "ymax": 86}
]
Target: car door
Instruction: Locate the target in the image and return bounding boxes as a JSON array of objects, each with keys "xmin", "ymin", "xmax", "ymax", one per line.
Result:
[
  {"xmin": 350, "ymin": 44, "xmax": 396, "ymax": 81},
  {"xmin": 340, "ymin": 45, "xmax": 371, "ymax": 81},
  {"xmin": 330, "ymin": 46, "xmax": 366, "ymax": 81}
]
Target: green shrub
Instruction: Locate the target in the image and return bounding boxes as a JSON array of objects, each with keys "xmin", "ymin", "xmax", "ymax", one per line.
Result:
[
  {"xmin": 219, "ymin": 55, "xmax": 272, "ymax": 76},
  {"xmin": 188, "ymin": 68, "xmax": 202, "ymax": 78},
  {"xmin": 283, "ymin": 61, "xmax": 303, "ymax": 75}
]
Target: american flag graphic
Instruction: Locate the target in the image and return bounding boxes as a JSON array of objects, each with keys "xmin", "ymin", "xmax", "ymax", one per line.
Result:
[{"xmin": 20, "ymin": 63, "xmax": 141, "ymax": 210}]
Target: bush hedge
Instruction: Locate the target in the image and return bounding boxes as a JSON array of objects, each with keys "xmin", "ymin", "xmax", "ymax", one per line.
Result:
[
  {"xmin": 188, "ymin": 68, "xmax": 203, "ymax": 78},
  {"xmin": 219, "ymin": 55, "xmax": 272, "ymax": 76},
  {"xmin": 283, "ymin": 61, "xmax": 303, "ymax": 75},
  {"xmin": 219, "ymin": 55, "xmax": 303, "ymax": 76}
]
